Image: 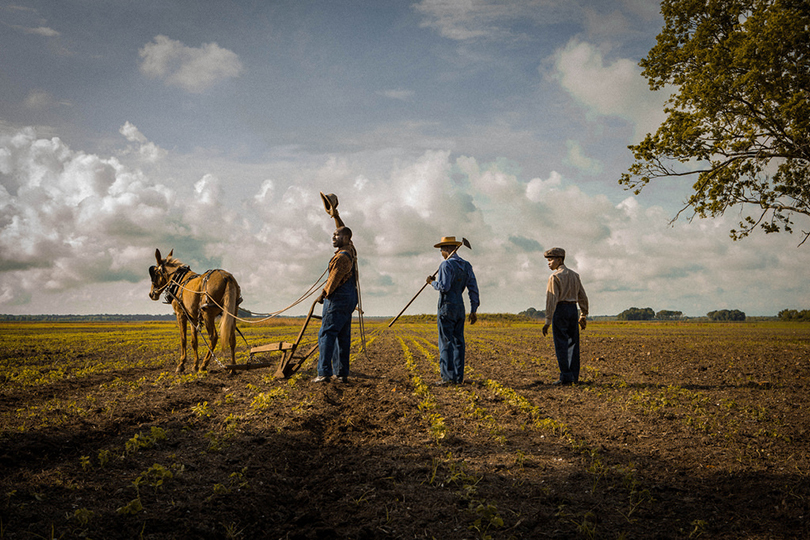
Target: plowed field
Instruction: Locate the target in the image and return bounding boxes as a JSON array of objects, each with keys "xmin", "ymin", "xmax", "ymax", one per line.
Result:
[{"xmin": 1, "ymin": 319, "xmax": 808, "ymax": 539}]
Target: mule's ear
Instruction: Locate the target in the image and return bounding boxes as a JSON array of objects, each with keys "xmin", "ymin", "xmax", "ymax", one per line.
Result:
[
  {"xmin": 155, "ymin": 249, "xmax": 162, "ymax": 264},
  {"xmin": 167, "ymin": 249, "xmax": 173, "ymax": 258}
]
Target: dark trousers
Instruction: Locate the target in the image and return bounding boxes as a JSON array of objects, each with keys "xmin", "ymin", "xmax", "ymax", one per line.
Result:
[
  {"xmin": 438, "ymin": 302, "xmax": 466, "ymax": 383},
  {"xmin": 317, "ymin": 282, "xmax": 357, "ymax": 377},
  {"xmin": 552, "ymin": 303, "xmax": 580, "ymax": 383}
]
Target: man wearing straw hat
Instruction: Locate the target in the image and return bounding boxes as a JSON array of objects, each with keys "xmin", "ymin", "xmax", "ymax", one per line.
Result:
[
  {"xmin": 542, "ymin": 247, "xmax": 588, "ymax": 386},
  {"xmin": 426, "ymin": 236, "xmax": 479, "ymax": 385}
]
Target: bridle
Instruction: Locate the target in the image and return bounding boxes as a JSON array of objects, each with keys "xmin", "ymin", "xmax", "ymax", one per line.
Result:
[{"xmin": 149, "ymin": 263, "xmax": 190, "ymax": 303}]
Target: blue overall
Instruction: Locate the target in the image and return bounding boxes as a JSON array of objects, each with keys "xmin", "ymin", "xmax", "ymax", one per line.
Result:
[
  {"xmin": 431, "ymin": 254, "xmax": 479, "ymax": 383},
  {"xmin": 317, "ymin": 256, "xmax": 357, "ymax": 378},
  {"xmin": 552, "ymin": 302, "xmax": 580, "ymax": 383}
]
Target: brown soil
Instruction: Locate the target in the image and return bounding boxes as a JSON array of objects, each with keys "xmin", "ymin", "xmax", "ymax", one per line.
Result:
[{"xmin": 0, "ymin": 320, "xmax": 808, "ymax": 539}]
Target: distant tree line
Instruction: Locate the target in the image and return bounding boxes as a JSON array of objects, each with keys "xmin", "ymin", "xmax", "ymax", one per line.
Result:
[
  {"xmin": 617, "ymin": 307, "xmax": 656, "ymax": 321},
  {"xmin": 518, "ymin": 307, "xmax": 545, "ymax": 320},
  {"xmin": 0, "ymin": 314, "xmax": 176, "ymax": 322},
  {"xmin": 778, "ymin": 309, "xmax": 810, "ymax": 322},
  {"xmin": 617, "ymin": 307, "xmax": 747, "ymax": 321},
  {"xmin": 1, "ymin": 308, "xmax": 256, "ymax": 323},
  {"xmin": 706, "ymin": 309, "xmax": 746, "ymax": 321}
]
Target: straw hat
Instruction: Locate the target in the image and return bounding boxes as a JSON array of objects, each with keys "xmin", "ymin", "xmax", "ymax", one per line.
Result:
[{"xmin": 434, "ymin": 236, "xmax": 462, "ymax": 249}]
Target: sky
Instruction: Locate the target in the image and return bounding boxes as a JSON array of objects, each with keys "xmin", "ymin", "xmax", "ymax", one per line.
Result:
[{"xmin": 0, "ymin": 0, "xmax": 807, "ymax": 318}]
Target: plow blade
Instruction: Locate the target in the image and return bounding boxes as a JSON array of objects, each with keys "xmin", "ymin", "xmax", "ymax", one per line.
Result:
[
  {"xmin": 274, "ymin": 343, "xmax": 319, "ymax": 379},
  {"xmin": 231, "ymin": 298, "xmax": 322, "ymax": 377}
]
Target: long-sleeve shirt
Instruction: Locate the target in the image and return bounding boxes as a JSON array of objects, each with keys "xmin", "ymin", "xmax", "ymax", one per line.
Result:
[
  {"xmin": 545, "ymin": 264, "xmax": 588, "ymax": 324},
  {"xmin": 431, "ymin": 253, "xmax": 480, "ymax": 313},
  {"xmin": 323, "ymin": 242, "xmax": 356, "ymax": 298}
]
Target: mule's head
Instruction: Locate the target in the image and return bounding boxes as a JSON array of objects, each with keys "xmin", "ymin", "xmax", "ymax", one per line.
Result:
[{"xmin": 148, "ymin": 248, "xmax": 174, "ymax": 301}]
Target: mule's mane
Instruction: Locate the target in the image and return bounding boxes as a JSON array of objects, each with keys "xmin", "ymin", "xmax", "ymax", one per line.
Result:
[{"xmin": 164, "ymin": 256, "xmax": 186, "ymax": 270}]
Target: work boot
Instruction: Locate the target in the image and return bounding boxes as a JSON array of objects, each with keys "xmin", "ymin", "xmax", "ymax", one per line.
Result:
[{"xmin": 312, "ymin": 375, "xmax": 329, "ymax": 383}]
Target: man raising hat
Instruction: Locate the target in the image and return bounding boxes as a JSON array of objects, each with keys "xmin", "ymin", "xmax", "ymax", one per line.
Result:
[
  {"xmin": 542, "ymin": 247, "xmax": 589, "ymax": 386},
  {"xmin": 426, "ymin": 236, "xmax": 480, "ymax": 385}
]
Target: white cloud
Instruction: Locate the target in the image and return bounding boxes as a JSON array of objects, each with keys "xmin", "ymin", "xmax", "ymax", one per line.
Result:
[
  {"xmin": 14, "ymin": 25, "xmax": 59, "ymax": 37},
  {"xmin": 552, "ymin": 39, "xmax": 670, "ymax": 140},
  {"xmin": 1, "ymin": 124, "xmax": 808, "ymax": 317},
  {"xmin": 413, "ymin": 0, "xmax": 576, "ymax": 41},
  {"xmin": 0, "ymin": 126, "xmax": 175, "ymax": 295},
  {"xmin": 413, "ymin": 0, "xmax": 509, "ymax": 41},
  {"xmin": 138, "ymin": 35, "xmax": 244, "ymax": 93},
  {"xmin": 119, "ymin": 122, "xmax": 167, "ymax": 162}
]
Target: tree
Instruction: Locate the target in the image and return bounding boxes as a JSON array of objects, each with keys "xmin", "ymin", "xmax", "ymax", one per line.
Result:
[
  {"xmin": 778, "ymin": 308, "xmax": 810, "ymax": 321},
  {"xmin": 656, "ymin": 309, "xmax": 683, "ymax": 320},
  {"xmin": 618, "ymin": 307, "xmax": 656, "ymax": 321},
  {"xmin": 707, "ymin": 309, "xmax": 746, "ymax": 321},
  {"xmin": 519, "ymin": 307, "xmax": 546, "ymax": 320},
  {"xmin": 620, "ymin": 0, "xmax": 810, "ymax": 243}
]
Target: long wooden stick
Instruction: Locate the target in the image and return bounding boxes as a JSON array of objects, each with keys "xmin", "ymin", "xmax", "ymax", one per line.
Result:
[{"xmin": 388, "ymin": 238, "xmax": 470, "ymax": 328}]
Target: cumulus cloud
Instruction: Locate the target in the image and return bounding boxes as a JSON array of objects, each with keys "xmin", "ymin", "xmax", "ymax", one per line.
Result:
[
  {"xmin": 552, "ymin": 39, "xmax": 671, "ymax": 140},
  {"xmin": 138, "ymin": 35, "xmax": 244, "ymax": 93},
  {"xmin": 0, "ymin": 126, "xmax": 177, "ymax": 300},
  {"xmin": 1, "ymin": 123, "xmax": 807, "ymax": 317},
  {"xmin": 119, "ymin": 122, "xmax": 167, "ymax": 162}
]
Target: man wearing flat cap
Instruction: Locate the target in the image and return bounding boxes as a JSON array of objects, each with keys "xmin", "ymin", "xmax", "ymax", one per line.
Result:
[
  {"xmin": 426, "ymin": 236, "xmax": 479, "ymax": 385},
  {"xmin": 542, "ymin": 247, "xmax": 588, "ymax": 386}
]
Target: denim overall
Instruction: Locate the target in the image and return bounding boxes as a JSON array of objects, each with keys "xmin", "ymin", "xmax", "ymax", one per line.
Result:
[
  {"xmin": 317, "ymin": 253, "xmax": 357, "ymax": 378},
  {"xmin": 436, "ymin": 257, "xmax": 472, "ymax": 383}
]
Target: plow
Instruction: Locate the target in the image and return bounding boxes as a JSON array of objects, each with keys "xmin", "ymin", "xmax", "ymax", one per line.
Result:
[{"xmin": 228, "ymin": 298, "xmax": 322, "ymax": 379}]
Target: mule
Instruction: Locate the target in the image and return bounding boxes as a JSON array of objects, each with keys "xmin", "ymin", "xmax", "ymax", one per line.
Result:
[{"xmin": 148, "ymin": 249, "xmax": 242, "ymax": 373}]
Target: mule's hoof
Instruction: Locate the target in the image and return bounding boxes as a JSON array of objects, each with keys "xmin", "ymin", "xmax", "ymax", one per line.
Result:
[{"xmin": 175, "ymin": 366, "xmax": 185, "ymax": 374}]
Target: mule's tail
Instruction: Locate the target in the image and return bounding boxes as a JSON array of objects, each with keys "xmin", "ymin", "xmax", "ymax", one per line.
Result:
[{"xmin": 219, "ymin": 275, "xmax": 241, "ymax": 358}]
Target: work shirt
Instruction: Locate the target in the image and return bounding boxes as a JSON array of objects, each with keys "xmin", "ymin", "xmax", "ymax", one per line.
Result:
[
  {"xmin": 323, "ymin": 242, "xmax": 356, "ymax": 298},
  {"xmin": 431, "ymin": 253, "xmax": 480, "ymax": 313},
  {"xmin": 545, "ymin": 264, "xmax": 588, "ymax": 324}
]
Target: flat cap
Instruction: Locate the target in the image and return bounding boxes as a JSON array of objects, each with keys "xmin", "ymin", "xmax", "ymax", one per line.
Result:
[{"xmin": 543, "ymin": 247, "xmax": 565, "ymax": 258}]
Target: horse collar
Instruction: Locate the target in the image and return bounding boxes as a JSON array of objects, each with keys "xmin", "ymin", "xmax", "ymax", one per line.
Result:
[{"xmin": 163, "ymin": 266, "xmax": 191, "ymax": 304}]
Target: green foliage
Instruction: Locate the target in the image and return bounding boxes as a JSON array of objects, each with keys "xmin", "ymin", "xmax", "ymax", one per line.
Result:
[
  {"xmin": 656, "ymin": 309, "xmax": 683, "ymax": 320},
  {"xmin": 518, "ymin": 307, "xmax": 545, "ymax": 320},
  {"xmin": 124, "ymin": 427, "xmax": 169, "ymax": 455},
  {"xmin": 620, "ymin": 0, "xmax": 810, "ymax": 242},
  {"xmin": 617, "ymin": 307, "xmax": 655, "ymax": 321},
  {"xmin": 778, "ymin": 309, "xmax": 810, "ymax": 321},
  {"xmin": 707, "ymin": 309, "xmax": 746, "ymax": 321},
  {"xmin": 191, "ymin": 401, "xmax": 212, "ymax": 418}
]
